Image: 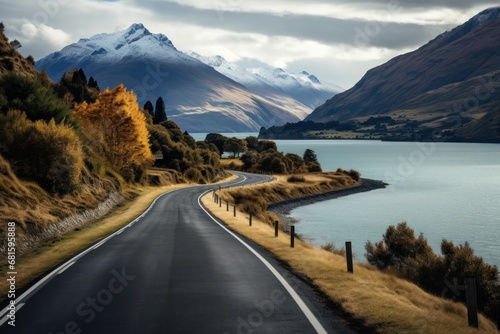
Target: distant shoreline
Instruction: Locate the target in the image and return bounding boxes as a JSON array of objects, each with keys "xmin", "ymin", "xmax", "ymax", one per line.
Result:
[{"xmin": 268, "ymin": 178, "xmax": 387, "ymax": 217}]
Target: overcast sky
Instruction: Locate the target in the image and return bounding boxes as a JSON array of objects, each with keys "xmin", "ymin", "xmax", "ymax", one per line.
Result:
[{"xmin": 1, "ymin": 0, "xmax": 498, "ymax": 88}]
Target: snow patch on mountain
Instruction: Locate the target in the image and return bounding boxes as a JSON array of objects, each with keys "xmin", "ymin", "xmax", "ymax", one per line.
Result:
[
  {"xmin": 37, "ymin": 23, "xmax": 195, "ymax": 66},
  {"xmin": 188, "ymin": 52, "xmax": 343, "ymax": 109}
]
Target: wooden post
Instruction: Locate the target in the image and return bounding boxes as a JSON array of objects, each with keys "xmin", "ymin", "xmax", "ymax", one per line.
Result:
[
  {"xmin": 274, "ymin": 221, "xmax": 279, "ymax": 237},
  {"xmin": 290, "ymin": 226, "xmax": 295, "ymax": 248},
  {"xmin": 219, "ymin": 197, "xmax": 222, "ymax": 207},
  {"xmin": 233, "ymin": 205, "xmax": 236, "ymax": 217},
  {"xmin": 346, "ymin": 241, "xmax": 353, "ymax": 273},
  {"xmin": 465, "ymin": 278, "xmax": 479, "ymax": 328},
  {"xmin": 249, "ymin": 214, "xmax": 252, "ymax": 226},
  {"xmin": 226, "ymin": 201, "xmax": 229, "ymax": 211}
]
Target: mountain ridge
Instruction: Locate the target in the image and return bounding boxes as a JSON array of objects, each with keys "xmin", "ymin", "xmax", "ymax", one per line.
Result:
[
  {"xmin": 36, "ymin": 24, "xmax": 311, "ymax": 132},
  {"xmin": 297, "ymin": 7, "xmax": 500, "ymax": 142},
  {"xmin": 188, "ymin": 51, "xmax": 342, "ymax": 109}
]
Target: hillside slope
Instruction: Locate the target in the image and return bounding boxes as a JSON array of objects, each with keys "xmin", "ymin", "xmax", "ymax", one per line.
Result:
[{"xmin": 304, "ymin": 7, "xmax": 500, "ymax": 142}]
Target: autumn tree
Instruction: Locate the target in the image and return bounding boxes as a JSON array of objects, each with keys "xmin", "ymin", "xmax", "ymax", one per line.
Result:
[
  {"xmin": 74, "ymin": 84, "xmax": 154, "ymax": 179},
  {"xmin": 153, "ymin": 96, "xmax": 167, "ymax": 124}
]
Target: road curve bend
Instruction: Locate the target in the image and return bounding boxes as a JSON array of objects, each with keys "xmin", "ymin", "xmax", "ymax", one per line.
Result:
[{"xmin": 1, "ymin": 172, "xmax": 356, "ymax": 334}]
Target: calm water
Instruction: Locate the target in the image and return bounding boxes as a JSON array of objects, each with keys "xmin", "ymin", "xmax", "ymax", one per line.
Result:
[{"xmin": 273, "ymin": 140, "xmax": 500, "ymax": 268}]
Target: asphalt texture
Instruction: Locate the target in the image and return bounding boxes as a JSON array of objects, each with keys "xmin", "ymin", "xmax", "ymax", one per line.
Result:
[{"xmin": 0, "ymin": 172, "xmax": 362, "ymax": 334}]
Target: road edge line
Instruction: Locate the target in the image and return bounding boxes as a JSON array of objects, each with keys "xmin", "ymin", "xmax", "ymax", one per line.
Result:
[{"xmin": 197, "ymin": 188, "xmax": 327, "ymax": 334}]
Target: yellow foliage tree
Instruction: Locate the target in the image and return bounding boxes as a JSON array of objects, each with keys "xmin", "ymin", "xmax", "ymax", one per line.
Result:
[{"xmin": 74, "ymin": 84, "xmax": 154, "ymax": 175}]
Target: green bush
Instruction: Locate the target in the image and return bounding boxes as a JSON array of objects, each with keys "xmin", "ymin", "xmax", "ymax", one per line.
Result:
[{"xmin": 0, "ymin": 73, "xmax": 73, "ymax": 126}]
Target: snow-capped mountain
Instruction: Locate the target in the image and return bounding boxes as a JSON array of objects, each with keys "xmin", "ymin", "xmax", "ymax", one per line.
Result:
[
  {"xmin": 36, "ymin": 24, "xmax": 309, "ymax": 132},
  {"xmin": 188, "ymin": 52, "xmax": 343, "ymax": 109}
]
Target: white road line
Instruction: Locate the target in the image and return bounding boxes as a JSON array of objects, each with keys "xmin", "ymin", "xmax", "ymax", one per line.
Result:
[
  {"xmin": 58, "ymin": 262, "xmax": 75, "ymax": 275},
  {"xmin": 0, "ymin": 303, "xmax": 25, "ymax": 327},
  {"xmin": 197, "ymin": 186, "xmax": 327, "ymax": 334}
]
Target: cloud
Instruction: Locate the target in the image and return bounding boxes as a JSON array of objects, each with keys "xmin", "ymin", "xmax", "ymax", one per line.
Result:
[
  {"xmin": 133, "ymin": 1, "xmax": 451, "ymax": 50},
  {"xmin": 5, "ymin": 22, "xmax": 72, "ymax": 58},
  {"xmin": 1, "ymin": 0, "xmax": 497, "ymax": 86}
]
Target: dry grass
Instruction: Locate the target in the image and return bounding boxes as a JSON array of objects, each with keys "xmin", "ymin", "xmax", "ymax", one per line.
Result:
[
  {"xmin": 217, "ymin": 172, "xmax": 358, "ymax": 222},
  {"xmin": 202, "ymin": 179, "xmax": 499, "ymax": 334},
  {"xmin": 220, "ymin": 158, "xmax": 244, "ymax": 168}
]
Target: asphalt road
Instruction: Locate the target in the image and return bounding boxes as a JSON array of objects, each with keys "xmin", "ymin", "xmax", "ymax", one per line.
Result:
[{"xmin": 1, "ymin": 172, "xmax": 360, "ymax": 334}]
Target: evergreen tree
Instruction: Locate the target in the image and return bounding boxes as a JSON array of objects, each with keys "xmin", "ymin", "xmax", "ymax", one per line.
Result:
[
  {"xmin": 153, "ymin": 96, "xmax": 167, "ymax": 124},
  {"xmin": 143, "ymin": 101, "xmax": 154, "ymax": 117},
  {"xmin": 0, "ymin": 22, "xmax": 5, "ymax": 34},
  {"xmin": 78, "ymin": 68, "xmax": 87, "ymax": 85},
  {"xmin": 303, "ymin": 149, "xmax": 318, "ymax": 164},
  {"xmin": 88, "ymin": 76, "xmax": 100, "ymax": 91}
]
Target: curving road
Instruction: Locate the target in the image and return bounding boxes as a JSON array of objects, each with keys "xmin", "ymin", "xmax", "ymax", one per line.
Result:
[{"xmin": 0, "ymin": 172, "xmax": 359, "ymax": 334}]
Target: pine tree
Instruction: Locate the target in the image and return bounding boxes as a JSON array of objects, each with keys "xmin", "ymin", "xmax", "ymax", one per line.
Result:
[
  {"xmin": 143, "ymin": 101, "xmax": 154, "ymax": 117},
  {"xmin": 153, "ymin": 96, "xmax": 167, "ymax": 124},
  {"xmin": 0, "ymin": 22, "xmax": 5, "ymax": 34},
  {"xmin": 88, "ymin": 76, "xmax": 100, "ymax": 91}
]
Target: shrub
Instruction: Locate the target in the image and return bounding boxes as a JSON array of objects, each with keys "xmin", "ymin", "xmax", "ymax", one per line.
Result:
[
  {"xmin": 0, "ymin": 110, "xmax": 84, "ymax": 194},
  {"xmin": 287, "ymin": 175, "xmax": 305, "ymax": 183},
  {"xmin": 184, "ymin": 167, "xmax": 204, "ymax": 183},
  {"xmin": 347, "ymin": 169, "xmax": 361, "ymax": 181},
  {"xmin": 307, "ymin": 162, "xmax": 322, "ymax": 172},
  {"xmin": 0, "ymin": 73, "xmax": 73, "ymax": 125},
  {"xmin": 366, "ymin": 222, "xmax": 500, "ymax": 327},
  {"xmin": 321, "ymin": 242, "xmax": 346, "ymax": 256}
]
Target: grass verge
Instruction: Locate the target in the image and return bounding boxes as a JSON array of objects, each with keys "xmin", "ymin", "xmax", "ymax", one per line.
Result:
[{"xmin": 201, "ymin": 175, "xmax": 499, "ymax": 334}]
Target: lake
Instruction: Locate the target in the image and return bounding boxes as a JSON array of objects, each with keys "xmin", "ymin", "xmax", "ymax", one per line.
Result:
[
  {"xmin": 191, "ymin": 134, "xmax": 500, "ymax": 268},
  {"xmin": 273, "ymin": 140, "xmax": 500, "ymax": 268}
]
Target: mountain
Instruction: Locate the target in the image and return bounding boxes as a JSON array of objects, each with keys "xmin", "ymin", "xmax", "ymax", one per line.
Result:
[
  {"xmin": 188, "ymin": 52, "xmax": 343, "ymax": 109},
  {"xmin": 36, "ymin": 24, "xmax": 309, "ymax": 132},
  {"xmin": 301, "ymin": 7, "xmax": 500, "ymax": 143}
]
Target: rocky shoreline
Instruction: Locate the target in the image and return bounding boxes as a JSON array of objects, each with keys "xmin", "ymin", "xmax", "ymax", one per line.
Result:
[{"xmin": 268, "ymin": 178, "xmax": 387, "ymax": 217}]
